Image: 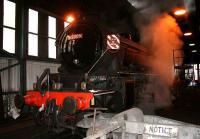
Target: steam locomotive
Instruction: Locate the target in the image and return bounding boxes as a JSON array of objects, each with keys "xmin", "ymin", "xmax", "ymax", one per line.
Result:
[{"xmin": 18, "ymin": 19, "xmax": 148, "ymax": 132}]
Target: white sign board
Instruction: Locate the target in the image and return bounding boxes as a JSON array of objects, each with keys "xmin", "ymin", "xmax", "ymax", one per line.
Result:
[{"xmin": 144, "ymin": 124, "xmax": 178, "ymax": 138}]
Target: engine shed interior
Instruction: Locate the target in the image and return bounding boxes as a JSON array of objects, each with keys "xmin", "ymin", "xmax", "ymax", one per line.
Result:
[{"xmin": 0, "ymin": 0, "xmax": 200, "ymax": 139}]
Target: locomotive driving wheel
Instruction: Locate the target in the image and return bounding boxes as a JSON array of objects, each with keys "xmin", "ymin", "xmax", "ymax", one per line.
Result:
[{"xmin": 32, "ymin": 106, "xmax": 46, "ymax": 126}]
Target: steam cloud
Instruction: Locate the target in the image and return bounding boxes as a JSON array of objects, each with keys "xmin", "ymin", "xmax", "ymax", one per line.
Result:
[
  {"xmin": 140, "ymin": 14, "xmax": 183, "ymax": 86},
  {"xmin": 137, "ymin": 14, "xmax": 183, "ymax": 113}
]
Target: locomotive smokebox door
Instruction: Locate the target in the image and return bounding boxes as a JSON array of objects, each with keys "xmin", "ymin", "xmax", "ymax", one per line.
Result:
[{"xmin": 59, "ymin": 22, "xmax": 102, "ymax": 73}]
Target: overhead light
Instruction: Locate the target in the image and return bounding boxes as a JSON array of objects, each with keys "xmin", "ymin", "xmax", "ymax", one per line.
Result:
[
  {"xmin": 174, "ymin": 9, "xmax": 186, "ymax": 16},
  {"xmin": 184, "ymin": 32, "xmax": 192, "ymax": 36},
  {"xmin": 66, "ymin": 15, "xmax": 75, "ymax": 23},
  {"xmin": 192, "ymin": 50, "xmax": 197, "ymax": 53},
  {"xmin": 189, "ymin": 43, "xmax": 195, "ymax": 46}
]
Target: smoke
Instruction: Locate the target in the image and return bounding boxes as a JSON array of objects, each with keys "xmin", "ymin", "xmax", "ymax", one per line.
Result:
[
  {"xmin": 136, "ymin": 14, "xmax": 183, "ymax": 113},
  {"xmin": 183, "ymin": 0, "xmax": 196, "ymax": 12},
  {"xmin": 140, "ymin": 14, "xmax": 183, "ymax": 86}
]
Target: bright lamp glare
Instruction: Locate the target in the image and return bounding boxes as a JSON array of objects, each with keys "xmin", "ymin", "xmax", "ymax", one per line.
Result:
[
  {"xmin": 192, "ymin": 50, "xmax": 197, "ymax": 53},
  {"xmin": 174, "ymin": 9, "xmax": 186, "ymax": 16},
  {"xmin": 189, "ymin": 43, "xmax": 195, "ymax": 46},
  {"xmin": 184, "ymin": 32, "xmax": 192, "ymax": 36},
  {"xmin": 66, "ymin": 16, "xmax": 74, "ymax": 23}
]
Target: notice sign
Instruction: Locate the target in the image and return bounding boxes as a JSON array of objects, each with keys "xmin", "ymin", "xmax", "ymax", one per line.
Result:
[{"xmin": 144, "ymin": 124, "xmax": 178, "ymax": 137}]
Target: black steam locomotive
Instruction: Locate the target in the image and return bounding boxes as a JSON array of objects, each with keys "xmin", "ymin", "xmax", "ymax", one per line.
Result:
[{"xmin": 21, "ymin": 19, "xmax": 148, "ymax": 132}]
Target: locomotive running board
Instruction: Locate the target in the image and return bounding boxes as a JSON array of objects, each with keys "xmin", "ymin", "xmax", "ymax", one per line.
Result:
[{"xmin": 90, "ymin": 90, "xmax": 115, "ymax": 96}]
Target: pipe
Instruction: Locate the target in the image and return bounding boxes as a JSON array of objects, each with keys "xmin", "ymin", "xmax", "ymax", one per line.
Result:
[{"xmin": 0, "ymin": 63, "xmax": 19, "ymax": 72}]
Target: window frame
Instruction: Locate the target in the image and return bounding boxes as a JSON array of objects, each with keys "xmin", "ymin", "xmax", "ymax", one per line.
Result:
[
  {"xmin": 26, "ymin": 9, "xmax": 61, "ymax": 62},
  {"xmin": 28, "ymin": 8, "xmax": 39, "ymax": 57},
  {"xmin": 2, "ymin": 0, "xmax": 16, "ymax": 54},
  {"xmin": 48, "ymin": 16, "xmax": 57, "ymax": 59}
]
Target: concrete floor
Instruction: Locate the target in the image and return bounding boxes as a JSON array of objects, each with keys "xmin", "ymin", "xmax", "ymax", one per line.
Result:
[
  {"xmin": 157, "ymin": 106, "xmax": 200, "ymax": 125},
  {"xmin": 0, "ymin": 116, "xmax": 84, "ymax": 139},
  {"xmin": 0, "ymin": 105, "xmax": 200, "ymax": 139}
]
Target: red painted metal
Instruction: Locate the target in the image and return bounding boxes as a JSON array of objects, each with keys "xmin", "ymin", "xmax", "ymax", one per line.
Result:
[{"xmin": 24, "ymin": 91, "xmax": 94, "ymax": 110}]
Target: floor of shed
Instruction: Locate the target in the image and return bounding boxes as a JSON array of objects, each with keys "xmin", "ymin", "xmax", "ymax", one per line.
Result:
[
  {"xmin": 0, "ymin": 116, "xmax": 83, "ymax": 139},
  {"xmin": 157, "ymin": 107, "xmax": 200, "ymax": 125},
  {"xmin": 0, "ymin": 106, "xmax": 200, "ymax": 139}
]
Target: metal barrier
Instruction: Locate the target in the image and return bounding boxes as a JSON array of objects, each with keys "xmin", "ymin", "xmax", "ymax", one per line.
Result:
[{"xmin": 81, "ymin": 108, "xmax": 200, "ymax": 139}]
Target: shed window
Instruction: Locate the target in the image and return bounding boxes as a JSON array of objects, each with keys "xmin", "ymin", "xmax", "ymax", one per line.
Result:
[
  {"xmin": 28, "ymin": 9, "xmax": 38, "ymax": 34},
  {"xmin": 28, "ymin": 34, "xmax": 38, "ymax": 56},
  {"xmin": 64, "ymin": 22, "xmax": 69, "ymax": 28},
  {"xmin": 28, "ymin": 9, "xmax": 38, "ymax": 56},
  {"xmin": 48, "ymin": 16, "xmax": 56, "ymax": 59},
  {"xmin": 3, "ymin": 0, "xmax": 16, "ymax": 53}
]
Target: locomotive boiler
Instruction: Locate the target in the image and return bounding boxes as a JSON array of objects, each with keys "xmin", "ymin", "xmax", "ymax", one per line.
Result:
[{"xmin": 18, "ymin": 19, "xmax": 148, "ymax": 132}]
